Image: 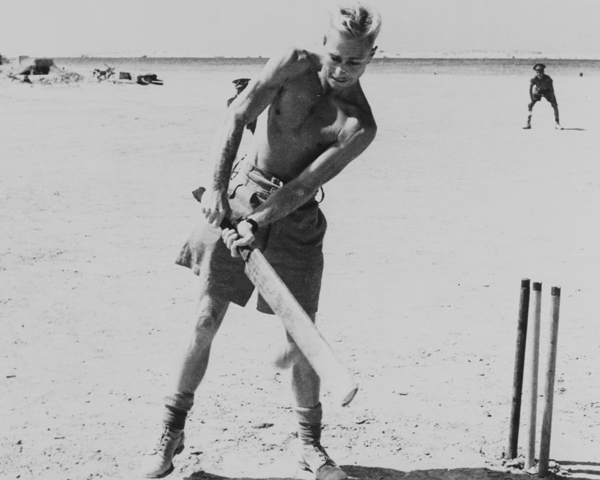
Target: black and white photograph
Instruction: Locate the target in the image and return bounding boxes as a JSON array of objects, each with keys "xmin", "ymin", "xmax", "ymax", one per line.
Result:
[{"xmin": 2, "ymin": 1, "xmax": 600, "ymax": 479}]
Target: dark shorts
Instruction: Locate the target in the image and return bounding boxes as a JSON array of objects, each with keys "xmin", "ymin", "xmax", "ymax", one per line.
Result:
[
  {"xmin": 175, "ymin": 158, "xmax": 327, "ymax": 314},
  {"xmin": 532, "ymin": 91, "xmax": 557, "ymax": 105}
]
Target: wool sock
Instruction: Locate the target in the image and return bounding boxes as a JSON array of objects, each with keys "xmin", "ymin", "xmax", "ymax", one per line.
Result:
[
  {"xmin": 162, "ymin": 392, "xmax": 195, "ymax": 431},
  {"xmin": 295, "ymin": 403, "xmax": 323, "ymax": 444}
]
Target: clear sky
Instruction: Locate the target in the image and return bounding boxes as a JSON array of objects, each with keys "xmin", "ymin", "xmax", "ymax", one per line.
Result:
[{"xmin": 2, "ymin": 0, "xmax": 600, "ymax": 58}]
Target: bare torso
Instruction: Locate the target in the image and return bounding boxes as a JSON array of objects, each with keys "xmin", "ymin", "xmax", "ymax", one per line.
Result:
[
  {"xmin": 203, "ymin": 44, "xmax": 377, "ymax": 233},
  {"xmin": 250, "ymin": 51, "xmax": 373, "ymax": 183}
]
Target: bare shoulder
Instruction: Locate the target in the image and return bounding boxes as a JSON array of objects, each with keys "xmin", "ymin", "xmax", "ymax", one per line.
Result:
[{"xmin": 260, "ymin": 47, "xmax": 320, "ymax": 83}]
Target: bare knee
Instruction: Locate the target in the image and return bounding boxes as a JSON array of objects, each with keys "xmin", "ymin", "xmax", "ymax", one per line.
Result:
[
  {"xmin": 192, "ymin": 294, "xmax": 229, "ymax": 340},
  {"xmin": 284, "ymin": 313, "xmax": 316, "ymax": 348},
  {"xmin": 292, "ymin": 353, "xmax": 320, "ymax": 406}
]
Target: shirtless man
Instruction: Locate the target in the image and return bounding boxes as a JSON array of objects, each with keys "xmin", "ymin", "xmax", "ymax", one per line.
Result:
[
  {"xmin": 524, "ymin": 63, "xmax": 562, "ymax": 130},
  {"xmin": 140, "ymin": 3, "xmax": 381, "ymax": 479}
]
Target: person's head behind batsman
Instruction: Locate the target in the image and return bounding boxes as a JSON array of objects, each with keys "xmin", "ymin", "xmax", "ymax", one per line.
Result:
[{"xmin": 322, "ymin": 2, "xmax": 382, "ymax": 91}]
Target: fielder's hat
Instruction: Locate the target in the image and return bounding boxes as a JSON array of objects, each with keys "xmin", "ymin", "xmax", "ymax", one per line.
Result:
[
  {"xmin": 533, "ymin": 63, "xmax": 546, "ymax": 71},
  {"xmin": 232, "ymin": 78, "xmax": 251, "ymax": 92}
]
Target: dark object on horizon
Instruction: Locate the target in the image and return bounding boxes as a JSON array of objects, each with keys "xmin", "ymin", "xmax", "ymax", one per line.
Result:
[
  {"xmin": 19, "ymin": 58, "xmax": 55, "ymax": 75},
  {"xmin": 580, "ymin": 72, "xmax": 583, "ymax": 77},
  {"xmin": 93, "ymin": 65, "xmax": 115, "ymax": 81},
  {"xmin": 228, "ymin": 78, "xmax": 256, "ymax": 134},
  {"xmin": 136, "ymin": 73, "xmax": 163, "ymax": 86}
]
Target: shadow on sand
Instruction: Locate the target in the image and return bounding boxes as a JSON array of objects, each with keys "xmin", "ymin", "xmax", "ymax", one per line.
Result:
[
  {"xmin": 184, "ymin": 464, "xmax": 600, "ymax": 480},
  {"xmin": 561, "ymin": 127, "xmax": 586, "ymax": 131},
  {"xmin": 555, "ymin": 460, "xmax": 600, "ymax": 477}
]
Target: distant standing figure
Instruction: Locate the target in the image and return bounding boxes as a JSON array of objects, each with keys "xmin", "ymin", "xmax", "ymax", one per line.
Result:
[{"xmin": 524, "ymin": 63, "xmax": 562, "ymax": 130}]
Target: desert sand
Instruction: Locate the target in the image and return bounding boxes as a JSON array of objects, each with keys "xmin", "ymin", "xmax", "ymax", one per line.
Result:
[{"xmin": 1, "ymin": 59, "xmax": 600, "ymax": 480}]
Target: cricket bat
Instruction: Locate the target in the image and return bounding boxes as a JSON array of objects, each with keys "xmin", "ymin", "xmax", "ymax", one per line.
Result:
[{"xmin": 192, "ymin": 187, "xmax": 358, "ymax": 406}]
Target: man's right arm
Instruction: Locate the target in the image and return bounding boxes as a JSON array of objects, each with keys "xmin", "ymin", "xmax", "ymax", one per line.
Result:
[
  {"xmin": 529, "ymin": 80, "xmax": 535, "ymax": 100},
  {"xmin": 201, "ymin": 48, "xmax": 312, "ymax": 226}
]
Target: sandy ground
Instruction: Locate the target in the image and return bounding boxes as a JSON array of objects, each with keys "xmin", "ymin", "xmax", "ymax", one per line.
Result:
[{"xmin": 1, "ymin": 62, "xmax": 600, "ymax": 480}]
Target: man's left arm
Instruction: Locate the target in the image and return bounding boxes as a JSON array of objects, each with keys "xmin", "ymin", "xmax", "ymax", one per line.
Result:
[{"xmin": 548, "ymin": 76, "xmax": 555, "ymax": 94}]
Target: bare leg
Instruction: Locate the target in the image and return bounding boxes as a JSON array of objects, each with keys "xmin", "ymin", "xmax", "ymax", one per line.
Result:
[
  {"xmin": 173, "ymin": 290, "xmax": 230, "ymax": 394},
  {"xmin": 291, "ymin": 350, "xmax": 321, "ymax": 408},
  {"xmin": 289, "ymin": 313, "xmax": 320, "ymax": 408},
  {"xmin": 272, "ymin": 331, "xmax": 301, "ymax": 369},
  {"xmin": 140, "ymin": 290, "xmax": 229, "ymax": 478},
  {"xmin": 293, "ymin": 314, "xmax": 346, "ymax": 480},
  {"xmin": 525, "ymin": 99, "xmax": 537, "ymax": 128},
  {"xmin": 551, "ymin": 100, "xmax": 561, "ymax": 127}
]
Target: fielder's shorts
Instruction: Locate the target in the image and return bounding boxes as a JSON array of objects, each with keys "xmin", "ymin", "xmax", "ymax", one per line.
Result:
[
  {"xmin": 532, "ymin": 91, "xmax": 558, "ymax": 106},
  {"xmin": 175, "ymin": 158, "xmax": 327, "ymax": 314}
]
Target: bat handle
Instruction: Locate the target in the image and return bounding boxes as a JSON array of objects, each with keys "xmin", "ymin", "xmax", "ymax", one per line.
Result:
[{"xmin": 192, "ymin": 187, "xmax": 252, "ymax": 259}]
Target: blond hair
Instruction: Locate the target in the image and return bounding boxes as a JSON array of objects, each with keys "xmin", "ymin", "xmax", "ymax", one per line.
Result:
[{"xmin": 328, "ymin": 2, "xmax": 382, "ymax": 45}]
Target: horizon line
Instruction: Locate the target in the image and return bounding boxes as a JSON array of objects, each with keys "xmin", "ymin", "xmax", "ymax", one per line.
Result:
[{"xmin": 21, "ymin": 54, "xmax": 600, "ymax": 61}]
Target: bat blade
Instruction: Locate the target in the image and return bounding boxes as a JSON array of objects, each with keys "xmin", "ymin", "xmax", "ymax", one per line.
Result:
[{"xmin": 243, "ymin": 248, "xmax": 358, "ymax": 406}]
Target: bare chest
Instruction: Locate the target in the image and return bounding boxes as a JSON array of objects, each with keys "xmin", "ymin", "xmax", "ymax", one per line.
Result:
[{"xmin": 267, "ymin": 85, "xmax": 346, "ymax": 148}]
